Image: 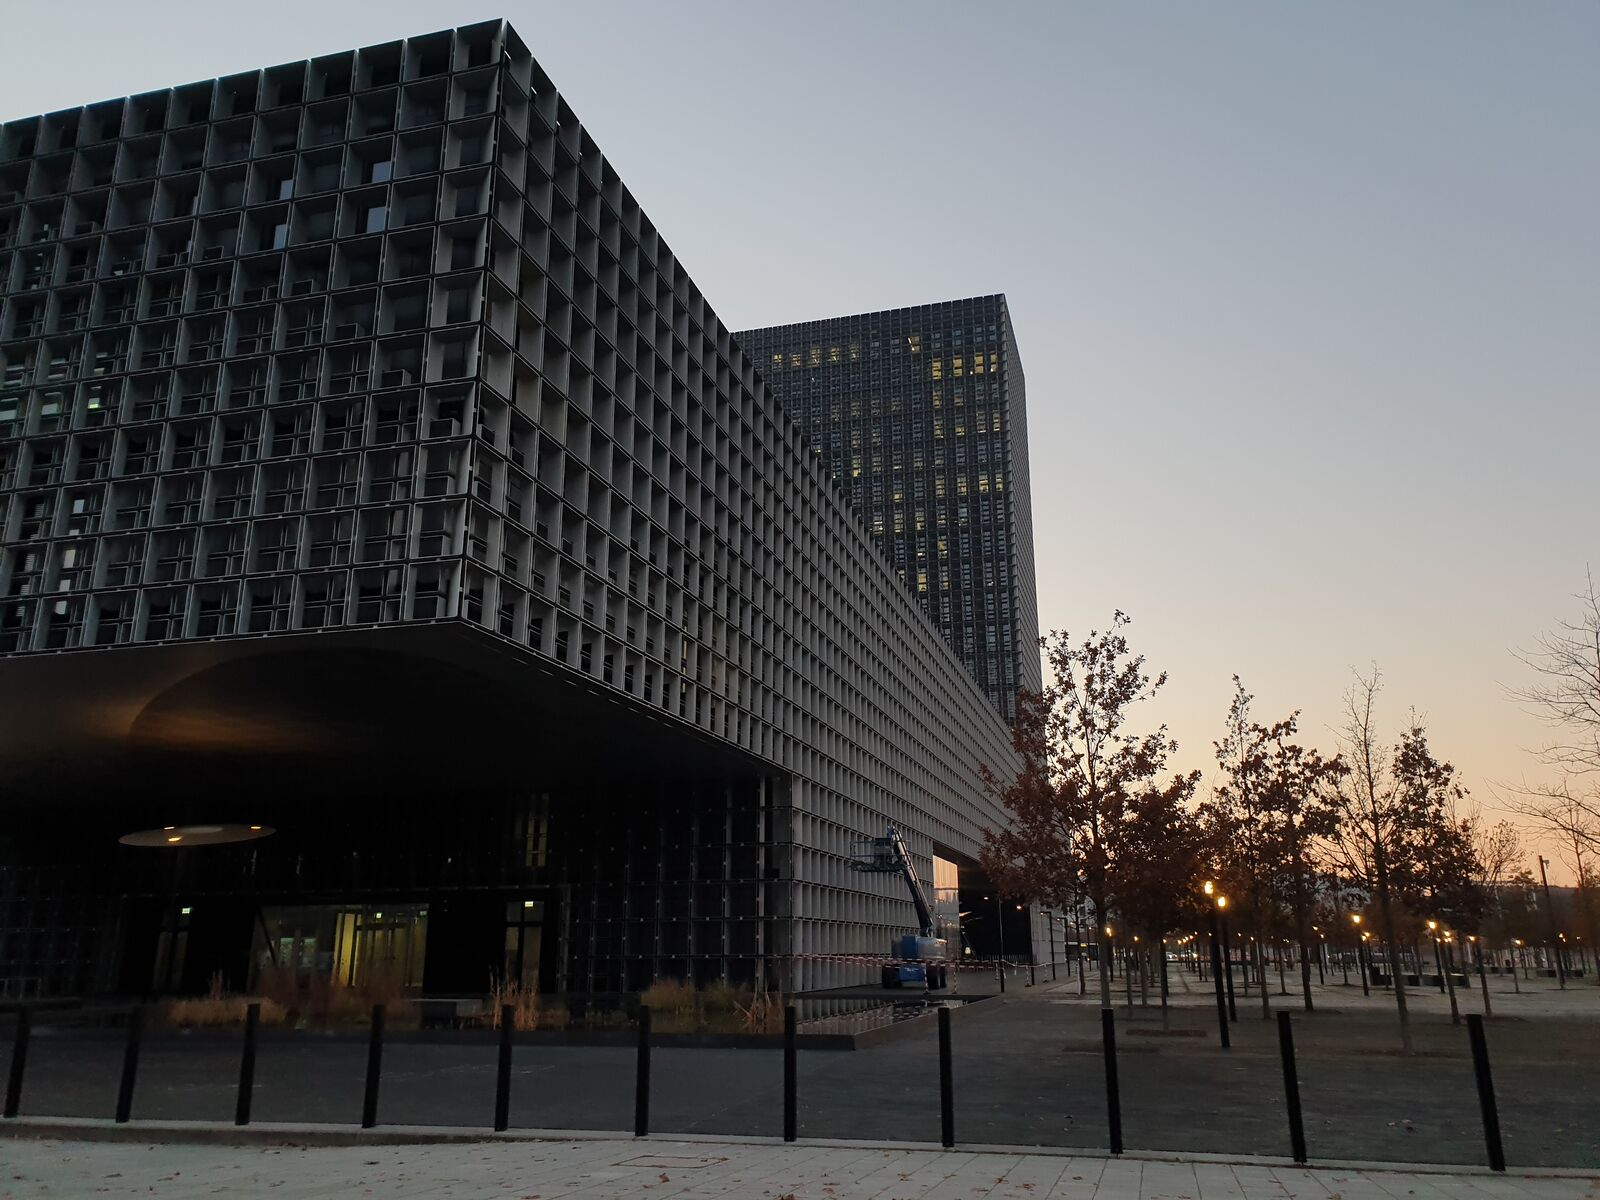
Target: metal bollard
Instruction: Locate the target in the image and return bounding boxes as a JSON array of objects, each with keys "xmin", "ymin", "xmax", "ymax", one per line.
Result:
[
  {"xmin": 235, "ymin": 1001, "xmax": 260, "ymax": 1126},
  {"xmin": 4, "ymin": 1007, "xmax": 31, "ymax": 1118},
  {"xmin": 634, "ymin": 1006, "xmax": 651, "ymax": 1137},
  {"xmin": 1101, "ymin": 1008, "xmax": 1122, "ymax": 1154},
  {"xmin": 783, "ymin": 1005, "xmax": 797, "ymax": 1142},
  {"xmin": 1029, "ymin": 961, "xmax": 1036, "ymax": 987},
  {"xmin": 361, "ymin": 1003, "xmax": 385, "ymax": 1129},
  {"xmin": 494, "ymin": 1003, "xmax": 514, "ymax": 1132},
  {"xmin": 1276, "ymin": 1011, "xmax": 1307, "ymax": 1163},
  {"xmin": 937, "ymin": 1005, "xmax": 954, "ymax": 1148},
  {"xmin": 115, "ymin": 1005, "xmax": 143, "ymax": 1124},
  {"xmin": 1466, "ymin": 1014, "xmax": 1505, "ymax": 1171}
]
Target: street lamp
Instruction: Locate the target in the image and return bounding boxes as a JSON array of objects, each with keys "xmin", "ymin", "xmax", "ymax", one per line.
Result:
[
  {"xmin": 1202, "ymin": 883, "xmax": 1231, "ymax": 1046},
  {"xmin": 1350, "ymin": 914, "xmax": 1370, "ymax": 996},
  {"xmin": 1427, "ymin": 920, "xmax": 1448, "ymax": 995}
]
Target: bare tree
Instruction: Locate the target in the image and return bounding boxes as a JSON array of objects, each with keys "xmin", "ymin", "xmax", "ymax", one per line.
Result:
[
  {"xmin": 1512, "ymin": 569, "xmax": 1600, "ymax": 778},
  {"xmin": 1328, "ymin": 667, "xmax": 1415, "ymax": 1053},
  {"xmin": 1507, "ymin": 783, "xmax": 1600, "ymax": 976},
  {"xmin": 1472, "ymin": 818, "xmax": 1525, "ymax": 889}
]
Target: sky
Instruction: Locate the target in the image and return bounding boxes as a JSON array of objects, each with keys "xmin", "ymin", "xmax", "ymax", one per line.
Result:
[{"xmin": 3, "ymin": 2, "xmax": 1595, "ymax": 869}]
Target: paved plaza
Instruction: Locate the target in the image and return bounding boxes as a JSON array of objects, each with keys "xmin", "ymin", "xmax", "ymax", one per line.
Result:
[{"xmin": 2, "ymin": 1132, "xmax": 1597, "ymax": 1200}]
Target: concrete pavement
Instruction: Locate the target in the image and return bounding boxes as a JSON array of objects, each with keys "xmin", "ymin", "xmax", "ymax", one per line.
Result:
[{"xmin": 2, "ymin": 1129, "xmax": 1597, "ymax": 1200}]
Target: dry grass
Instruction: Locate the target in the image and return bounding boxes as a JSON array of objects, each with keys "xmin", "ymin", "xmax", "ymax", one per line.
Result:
[
  {"xmin": 488, "ymin": 977, "xmax": 562, "ymax": 1031},
  {"xmin": 161, "ymin": 972, "xmax": 288, "ymax": 1029},
  {"xmin": 163, "ymin": 993, "xmax": 288, "ymax": 1028},
  {"xmin": 640, "ymin": 979, "xmax": 785, "ymax": 1034},
  {"xmin": 253, "ymin": 964, "xmax": 417, "ymax": 1028}
]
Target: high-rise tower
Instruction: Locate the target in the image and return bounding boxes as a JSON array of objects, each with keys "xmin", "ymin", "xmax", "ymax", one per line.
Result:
[{"xmin": 738, "ymin": 297, "xmax": 1040, "ymax": 721}]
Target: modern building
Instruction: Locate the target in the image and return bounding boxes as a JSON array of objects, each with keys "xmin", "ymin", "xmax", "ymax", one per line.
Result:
[
  {"xmin": 0, "ymin": 21, "xmax": 1020, "ymax": 1001},
  {"xmin": 737, "ymin": 298, "xmax": 1040, "ymax": 723}
]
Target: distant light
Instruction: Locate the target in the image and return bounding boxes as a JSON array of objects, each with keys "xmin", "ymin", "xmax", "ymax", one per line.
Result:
[
  {"xmin": 180, "ymin": 906, "xmax": 191, "ymax": 915},
  {"xmin": 166, "ymin": 835, "xmax": 182, "ymax": 843},
  {"xmin": 523, "ymin": 900, "xmax": 536, "ymax": 909}
]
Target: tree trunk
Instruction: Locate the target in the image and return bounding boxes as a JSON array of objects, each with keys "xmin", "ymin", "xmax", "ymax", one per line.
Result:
[
  {"xmin": 1159, "ymin": 944, "xmax": 1170, "ymax": 1030},
  {"xmin": 1374, "ymin": 840, "xmax": 1414, "ymax": 1053},
  {"xmin": 1093, "ymin": 894, "xmax": 1113, "ymax": 1009}
]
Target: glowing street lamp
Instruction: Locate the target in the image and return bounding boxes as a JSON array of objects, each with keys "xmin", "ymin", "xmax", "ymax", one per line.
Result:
[{"xmin": 1200, "ymin": 881, "xmax": 1232, "ymax": 1044}]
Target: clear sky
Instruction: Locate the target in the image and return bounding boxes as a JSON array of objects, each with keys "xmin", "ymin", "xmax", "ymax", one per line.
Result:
[{"xmin": 3, "ymin": 2, "xmax": 1595, "ymax": 860}]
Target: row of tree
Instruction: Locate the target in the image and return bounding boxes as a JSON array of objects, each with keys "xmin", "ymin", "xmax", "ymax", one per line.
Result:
[{"xmin": 978, "ymin": 575, "xmax": 1600, "ymax": 1053}]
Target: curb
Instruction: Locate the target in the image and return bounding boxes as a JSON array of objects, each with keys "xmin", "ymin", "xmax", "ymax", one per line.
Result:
[{"xmin": 3, "ymin": 1117, "xmax": 1597, "ymax": 1181}]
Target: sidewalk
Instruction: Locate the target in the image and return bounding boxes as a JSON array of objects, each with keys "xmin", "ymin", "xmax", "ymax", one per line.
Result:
[
  {"xmin": 1024, "ymin": 964, "xmax": 1600, "ymax": 1019},
  {"xmin": 2, "ymin": 1127, "xmax": 1596, "ymax": 1200}
]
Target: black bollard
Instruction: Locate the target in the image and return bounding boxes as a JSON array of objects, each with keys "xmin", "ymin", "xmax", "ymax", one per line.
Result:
[
  {"xmin": 235, "ymin": 1001, "xmax": 260, "ymax": 1126},
  {"xmin": 783, "ymin": 1005, "xmax": 797, "ymax": 1142},
  {"xmin": 361, "ymin": 1003, "xmax": 385, "ymax": 1129},
  {"xmin": 634, "ymin": 1005, "xmax": 651, "ymax": 1137},
  {"xmin": 1466, "ymin": 1014, "xmax": 1505, "ymax": 1172},
  {"xmin": 4, "ymin": 1007, "xmax": 31, "ymax": 1118},
  {"xmin": 115, "ymin": 1005, "xmax": 143, "ymax": 1124},
  {"xmin": 937, "ymin": 1005, "xmax": 954, "ymax": 1148},
  {"xmin": 1276, "ymin": 1011, "xmax": 1307, "ymax": 1163},
  {"xmin": 1029, "ymin": 961, "xmax": 1036, "ymax": 987},
  {"xmin": 1101, "ymin": 1008, "xmax": 1122, "ymax": 1155},
  {"xmin": 494, "ymin": 1004, "xmax": 514, "ymax": 1132}
]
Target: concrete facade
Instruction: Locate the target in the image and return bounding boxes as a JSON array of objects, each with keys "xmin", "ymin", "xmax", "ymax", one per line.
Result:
[{"xmin": 0, "ymin": 22, "xmax": 1019, "ymax": 998}]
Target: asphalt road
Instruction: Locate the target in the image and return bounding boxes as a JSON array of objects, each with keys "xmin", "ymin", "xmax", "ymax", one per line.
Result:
[{"xmin": 4, "ymin": 997, "xmax": 1596, "ymax": 1169}]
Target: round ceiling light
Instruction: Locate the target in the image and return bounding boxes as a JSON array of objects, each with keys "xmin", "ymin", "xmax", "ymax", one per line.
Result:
[{"xmin": 119, "ymin": 824, "xmax": 276, "ymax": 848}]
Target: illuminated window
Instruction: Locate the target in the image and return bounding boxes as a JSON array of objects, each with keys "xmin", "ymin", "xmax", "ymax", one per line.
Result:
[
  {"xmin": 930, "ymin": 359, "xmax": 942, "ymax": 379},
  {"xmin": 908, "ymin": 333, "xmax": 921, "ymax": 353}
]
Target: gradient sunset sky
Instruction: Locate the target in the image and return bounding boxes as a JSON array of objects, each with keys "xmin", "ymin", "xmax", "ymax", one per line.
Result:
[{"xmin": 4, "ymin": 2, "xmax": 1595, "ymax": 869}]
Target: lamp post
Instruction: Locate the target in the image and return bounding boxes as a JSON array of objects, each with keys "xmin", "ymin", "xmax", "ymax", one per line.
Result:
[
  {"xmin": 1203, "ymin": 882, "xmax": 1230, "ymax": 1048},
  {"xmin": 1537, "ymin": 855, "xmax": 1567, "ymax": 989},
  {"xmin": 1351, "ymin": 914, "xmax": 1369, "ymax": 997},
  {"xmin": 995, "ymin": 892, "xmax": 1007, "ymax": 991},
  {"xmin": 1469, "ymin": 934, "xmax": 1493, "ymax": 1018},
  {"xmin": 1511, "ymin": 938, "xmax": 1524, "ymax": 992},
  {"xmin": 1439, "ymin": 927, "xmax": 1461, "ymax": 1024},
  {"xmin": 1440, "ymin": 921, "xmax": 1452, "ymax": 998},
  {"xmin": 1218, "ymin": 896, "xmax": 1237, "ymax": 1020}
]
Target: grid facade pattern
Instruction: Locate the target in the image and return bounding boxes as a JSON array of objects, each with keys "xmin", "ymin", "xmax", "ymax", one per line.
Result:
[
  {"xmin": 0, "ymin": 22, "xmax": 1019, "ymax": 991},
  {"xmin": 737, "ymin": 299, "xmax": 1041, "ymax": 723}
]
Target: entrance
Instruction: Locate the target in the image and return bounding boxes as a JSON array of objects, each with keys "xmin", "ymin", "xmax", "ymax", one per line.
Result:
[{"xmin": 252, "ymin": 903, "xmax": 429, "ymax": 992}]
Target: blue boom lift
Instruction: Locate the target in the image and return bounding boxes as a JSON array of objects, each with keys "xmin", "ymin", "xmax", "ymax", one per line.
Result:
[{"xmin": 850, "ymin": 826, "xmax": 952, "ymax": 990}]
